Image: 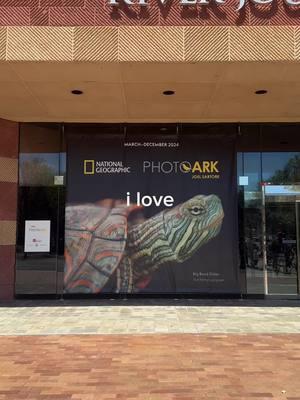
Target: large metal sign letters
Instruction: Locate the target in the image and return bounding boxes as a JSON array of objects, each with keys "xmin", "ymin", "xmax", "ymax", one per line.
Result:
[{"xmin": 107, "ymin": 0, "xmax": 300, "ymax": 10}]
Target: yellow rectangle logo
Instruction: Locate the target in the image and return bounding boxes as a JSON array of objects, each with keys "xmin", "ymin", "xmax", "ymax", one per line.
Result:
[{"xmin": 84, "ymin": 160, "xmax": 95, "ymax": 175}]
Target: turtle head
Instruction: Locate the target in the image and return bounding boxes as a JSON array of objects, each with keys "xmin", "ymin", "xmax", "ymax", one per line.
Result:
[{"xmin": 163, "ymin": 194, "xmax": 224, "ymax": 263}]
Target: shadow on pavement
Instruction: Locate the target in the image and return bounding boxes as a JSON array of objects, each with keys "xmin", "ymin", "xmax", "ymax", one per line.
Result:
[{"xmin": 0, "ymin": 297, "xmax": 299, "ymax": 308}]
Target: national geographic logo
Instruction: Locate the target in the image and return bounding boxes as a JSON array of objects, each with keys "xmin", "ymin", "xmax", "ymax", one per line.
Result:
[
  {"xmin": 143, "ymin": 161, "xmax": 220, "ymax": 179},
  {"xmin": 84, "ymin": 160, "xmax": 95, "ymax": 175},
  {"xmin": 84, "ymin": 160, "xmax": 131, "ymax": 175}
]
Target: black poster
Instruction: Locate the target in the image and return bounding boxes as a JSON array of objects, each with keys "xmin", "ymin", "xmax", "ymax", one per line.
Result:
[{"xmin": 65, "ymin": 132, "xmax": 239, "ymax": 294}]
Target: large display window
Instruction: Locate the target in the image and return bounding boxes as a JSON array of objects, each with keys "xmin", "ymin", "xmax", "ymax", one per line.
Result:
[
  {"xmin": 15, "ymin": 123, "xmax": 300, "ymax": 297},
  {"xmin": 64, "ymin": 126, "xmax": 239, "ymax": 295}
]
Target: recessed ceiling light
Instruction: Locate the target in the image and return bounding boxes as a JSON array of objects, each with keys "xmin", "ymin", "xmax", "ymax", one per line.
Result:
[
  {"xmin": 163, "ymin": 90, "xmax": 175, "ymax": 96},
  {"xmin": 255, "ymin": 89, "xmax": 268, "ymax": 95},
  {"xmin": 71, "ymin": 89, "xmax": 83, "ymax": 95}
]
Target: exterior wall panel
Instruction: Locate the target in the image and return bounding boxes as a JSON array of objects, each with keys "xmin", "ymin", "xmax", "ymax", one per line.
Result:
[
  {"xmin": 0, "ymin": 118, "xmax": 18, "ymax": 301},
  {"xmin": 7, "ymin": 26, "xmax": 73, "ymax": 61},
  {"xmin": 296, "ymin": 27, "xmax": 300, "ymax": 60},
  {"xmin": 0, "ymin": 182, "xmax": 18, "ymax": 220},
  {"xmin": 74, "ymin": 26, "xmax": 118, "ymax": 61},
  {"xmin": 0, "ymin": 1, "xmax": 299, "ymax": 26},
  {"xmin": 185, "ymin": 26, "xmax": 229, "ymax": 61},
  {"xmin": 0, "ymin": 27, "xmax": 5, "ymax": 59},
  {"xmin": 0, "ymin": 26, "xmax": 299, "ymax": 62},
  {"xmin": 230, "ymin": 26, "xmax": 295, "ymax": 61},
  {"xmin": 119, "ymin": 26, "xmax": 184, "ymax": 62}
]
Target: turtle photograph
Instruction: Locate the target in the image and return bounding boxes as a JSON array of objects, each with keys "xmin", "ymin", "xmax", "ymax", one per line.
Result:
[
  {"xmin": 64, "ymin": 131, "xmax": 239, "ymax": 295},
  {"xmin": 64, "ymin": 194, "xmax": 224, "ymax": 294}
]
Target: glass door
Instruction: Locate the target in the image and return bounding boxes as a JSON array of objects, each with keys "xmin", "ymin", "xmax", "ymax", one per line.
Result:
[
  {"xmin": 15, "ymin": 124, "xmax": 66, "ymax": 295},
  {"xmin": 262, "ymin": 185, "xmax": 300, "ymax": 295}
]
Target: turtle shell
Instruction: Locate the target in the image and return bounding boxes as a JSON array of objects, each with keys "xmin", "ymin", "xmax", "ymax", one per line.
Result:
[{"xmin": 64, "ymin": 199, "xmax": 140, "ymax": 294}]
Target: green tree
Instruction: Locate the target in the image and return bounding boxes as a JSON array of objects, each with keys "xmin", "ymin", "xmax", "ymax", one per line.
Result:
[
  {"xmin": 20, "ymin": 157, "xmax": 55, "ymax": 186},
  {"xmin": 270, "ymin": 155, "xmax": 300, "ymax": 185}
]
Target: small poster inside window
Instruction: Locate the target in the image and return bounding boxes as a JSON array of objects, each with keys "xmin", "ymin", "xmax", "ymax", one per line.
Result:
[{"xmin": 24, "ymin": 220, "xmax": 51, "ymax": 252}]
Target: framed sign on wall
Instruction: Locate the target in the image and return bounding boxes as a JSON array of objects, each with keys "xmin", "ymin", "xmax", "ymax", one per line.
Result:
[{"xmin": 24, "ymin": 220, "xmax": 51, "ymax": 253}]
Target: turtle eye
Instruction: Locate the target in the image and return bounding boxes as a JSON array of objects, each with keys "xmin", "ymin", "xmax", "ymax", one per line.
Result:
[{"xmin": 190, "ymin": 205, "xmax": 205, "ymax": 216}]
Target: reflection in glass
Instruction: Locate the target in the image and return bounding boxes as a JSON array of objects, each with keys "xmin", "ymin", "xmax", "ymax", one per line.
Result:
[
  {"xmin": 262, "ymin": 152, "xmax": 300, "ymax": 294},
  {"xmin": 240, "ymin": 150, "xmax": 300, "ymax": 295},
  {"xmin": 19, "ymin": 154, "xmax": 59, "ymax": 186},
  {"xmin": 264, "ymin": 186, "xmax": 299, "ymax": 295},
  {"xmin": 238, "ymin": 152, "xmax": 264, "ymax": 294},
  {"xmin": 263, "ymin": 153, "xmax": 300, "ymax": 184}
]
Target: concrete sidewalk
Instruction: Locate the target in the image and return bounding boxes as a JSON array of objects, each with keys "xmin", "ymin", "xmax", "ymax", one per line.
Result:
[{"xmin": 0, "ymin": 301, "xmax": 299, "ymax": 335}]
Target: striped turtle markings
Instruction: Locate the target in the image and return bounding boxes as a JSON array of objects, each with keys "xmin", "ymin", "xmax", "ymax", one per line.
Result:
[{"xmin": 64, "ymin": 195, "xmax": 224, "ymax": 294}]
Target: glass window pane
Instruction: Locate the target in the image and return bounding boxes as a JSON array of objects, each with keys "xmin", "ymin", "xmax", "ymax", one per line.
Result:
[
  {"xmin": 265, "ymin": 193, "xmax": 298, "ymax": 295},
  {"xmin": 239, "ymin": 152, "xmax": 264, "ymax": 294},
  {"xmin": 16, "ymin": 123, "xmax": 64, "ymax": 295},
  {"xmin": 19, "ymin": 153, "xmax": 60, "ymax": 186},
  {"xmin": 262, "ymin": 152, "xmax": 300, "ymax": 184}
]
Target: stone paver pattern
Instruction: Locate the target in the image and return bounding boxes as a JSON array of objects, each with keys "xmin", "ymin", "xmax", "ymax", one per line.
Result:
[
  {"xmin": 0, "ymin": 304, "xmax": 299, "ymax": 335},
  {"xmin": 0, "ymin": 334, "xmax": 299, "ymax": 400}
]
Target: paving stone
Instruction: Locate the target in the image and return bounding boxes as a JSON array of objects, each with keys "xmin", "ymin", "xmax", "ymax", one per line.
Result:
[
  {"xmin": 0, "ymin": 304, "xmax": 299, "ymax": 335},
  {"xmin": 0, "ymin": 334, "xmax": 298, "ymax": 400}
]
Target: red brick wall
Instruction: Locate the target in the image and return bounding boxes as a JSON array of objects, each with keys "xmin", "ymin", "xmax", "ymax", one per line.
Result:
[
  {"xmin": 0, "ymin": 0, "xmax": 299, "ymax": 26},
  {"xmin": 0, "ymin": 118, "xmax": 18, "ymax": 301}
]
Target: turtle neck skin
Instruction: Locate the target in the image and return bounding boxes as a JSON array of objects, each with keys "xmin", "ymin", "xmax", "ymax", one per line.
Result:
[{"xmin": 126, "ymin": 194, "xmax": 224, "ymax": 287}]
